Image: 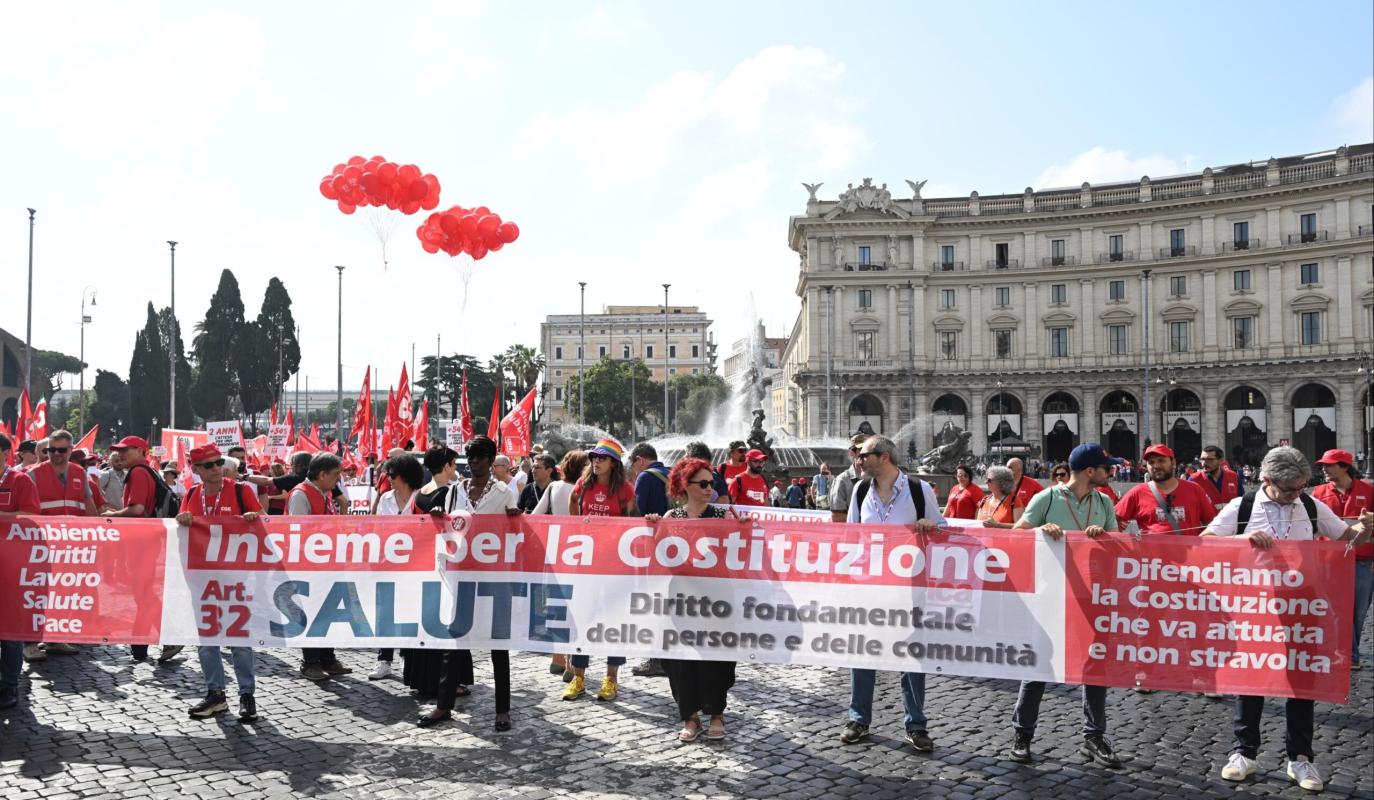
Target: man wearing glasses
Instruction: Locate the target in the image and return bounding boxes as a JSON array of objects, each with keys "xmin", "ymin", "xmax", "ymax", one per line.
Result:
[
  {"xmin": 829, "ymin": 434, "xmax": 871, "ymax": 523},
  {"xmin": 718, "ymin": 441, "xmax": 749, "ymax": 484},
  {"xmin": 30, "ymin": 430, "xmax": 99, "ymax": 517},
  {"xmin": 1190, "ymin": 445, "xmax": 1243, "ymax": 510},
  {"xmin": 840, "ymin": 435, "xmax": 945, "ymax": 754},
  {"xmin": 1202, "ymin": 446, "xmax": 1373, "ymax": 792},
  {"xmin": 175, "ymin": 444, "xmax": 264, "ymax": 722}
]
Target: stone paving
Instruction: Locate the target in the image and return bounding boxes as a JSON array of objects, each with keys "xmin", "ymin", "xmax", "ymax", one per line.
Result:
[{"xmin": 1, "ymin": 633, "xmax": 1371, "ymax": 800}]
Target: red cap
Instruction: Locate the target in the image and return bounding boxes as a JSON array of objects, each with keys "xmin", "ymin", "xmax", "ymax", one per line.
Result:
[
  {"xmin": 746, "ymin": 449, "xmax": 768, "ymax": 461},
  {"xmin": 188, "ymin": 444, "xmax": 222, "ymax": 464},
  {"xmin": 1142, "ymin": 444, "xmax": 1175, "ymax": 460},
  {"xmin": 110, "ymin": 435, "xmax": 150, "ymax": 451},
  {"xmin": 1316, "ymin": 449, "xmax": 1355, "ymax": 466}
]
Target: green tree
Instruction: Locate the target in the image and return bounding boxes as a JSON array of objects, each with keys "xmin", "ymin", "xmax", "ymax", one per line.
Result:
[
  {"xmin": 254, "ymin": 277, "xmax": 301, "ymax": 406},
  {"xmin": 563, "ymin": 357, "xmax": 658, "ymax": 439},
  {"xmin": 236, "ymin": 323, "xmax": 275, "ymax": 427},
  {"xmin": 417, "ymin": 354, "xmax": 496, "ymax": 421},
  {"xmin": 90, "ymin": 369, "xmax": 130, "ymax": 444},
  {"xmin": 158, "ymin": 306, "xmax": 194, "ymax": 426},
  {"xmin": 128, "ymin": 303, "xmax": 167, "ymax": 438},
  {"xmin": 503, "ymin": 344, "xmax": 546, "ymax": 396},
  {"xmin": 191, "ymin": 269, "xmax": 245, "ymax": 420}
]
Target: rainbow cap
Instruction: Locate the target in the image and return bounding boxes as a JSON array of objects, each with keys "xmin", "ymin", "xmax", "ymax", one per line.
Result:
[{"xmin": 588, "ymin": 437, "xmax": 625, "ymax": 459}]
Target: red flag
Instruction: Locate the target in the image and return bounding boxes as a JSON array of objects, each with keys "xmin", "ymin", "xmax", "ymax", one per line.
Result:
[
  {"xmin": 347, "ymin": 367, "xmax": 372, "ymax": 452},
  {"xmin": 27, "ymin": 395, "xmax": 48, "ymax": 440},
  {"xmin": 459, "ymin": 370, "xmax": 473, "ymax": 443},
  {"xmin": 380, "ymin": 387, "xmax": 395, "ymax": 455},
  {"xmin": 392, "ymin": 363, "xmax": 412, "ymax": 447},
  {"xmin": 309, "ymin": 422, "xmax": 321, "ymax": 444},
  {"xmin": 74, "ymin": 425, "xmax": 99, "ymax": 452},
  {"xmin": 411, "ymin": 399, "xmax": 429, "ymax": 452},
  {"xmin": 16, "ymin": 390, "xmax": 31, "ymax": 442},
  {"xmin": 284, "ymin": 408, "xmax": 295, "ymax": 435},
  {"xmin": 486, "ymin": 389, "xmax": 500, "ymax": 441},
  {"xmin": 296, "ymin": 428, "xmax": 323, "ymax": 453},
  {"xmin": 270, "ymin": 403, "xmax": 278, "ymax": 426},
  {"xmin": 499, "ymin": 387, "xmax": 537, "ymax": 457}
]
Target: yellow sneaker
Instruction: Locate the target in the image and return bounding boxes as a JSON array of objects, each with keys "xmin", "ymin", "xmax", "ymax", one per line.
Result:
[
  {"xmin": 595, "ymin": 676, "xmax": 619, "ymax": 702},
  {"xmin": 562, "ymin": 675, "xmax": 585, "ymax": 701}
]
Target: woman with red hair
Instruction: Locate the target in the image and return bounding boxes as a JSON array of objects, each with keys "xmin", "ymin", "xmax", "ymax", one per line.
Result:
[{"xmin": 646, "ymin": 457, "xmax": 736, "ymax": 742}]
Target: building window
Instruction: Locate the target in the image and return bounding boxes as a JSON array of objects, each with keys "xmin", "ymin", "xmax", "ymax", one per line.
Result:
[
  {"xmin": 1300, "ymin": 263, "xmax": 1319, "ymax": 285},
  {"xmin": 858, "ymin": 245, "xmax": 871, "ymax": 265},
  {"xmin": 856, "ymin": 332, "xmax": 875, "ymax": 360},
  {"xmin": 598, "ymin": 345, "xmax": 607, "ymax": 358},
  {"xmin": 1233, "ymin": 221, "xmax": 1250, "ymax": 248},
  {"xmin": 1300, "ymin": 311, "xmax": 1321, "ymax": 345},
  {"xmin": 1108, "ymin": 234, "xmax": 1124, "ymax": 260},
  {"xmin": 1233, "ymin": 316, "xmax": 1254, "ymax": 350},
  {"xmin": 1050, "ymin": 284, "xmax": 1067, "ymax": 305},
  {"xmin": 622, "ymin": 344, "xmax": 631, "ymax": 359},
  {"xmin": 1169, "ymin": 321, "xmax": 1189, "ymax": 352},
  {"xmin": 995, "ymin": 242, "xmax": 1010, "ymax": 268},
  {"xmin": 554, "ymin": 387, "xmax": 563, "ymax": 400},
  {"xmin": 1233, "ymin": 269, "xmax": 1251, "ymax": 291},
  {"xmin": 941, "ymin": 245, "xmax": 955, "ymax": 268},
  {"xmin": 994, "ymin": 329, "xmax": 1013, "ymax": 358},
  {"xmin": 691, "ymin": 344, "xmax": 699, "ymax": 358},
  {"xmin": 1169, "ymin": 275, "xmax": 1187, "ymax": 297},
  {"xmin": 1051, "ymin": 238, "xmax": 1066, "ymax": 266},
  {"xmin": 1050, "ymin": 327, "xmax": 1069, "ymax": 358},
  {"xmin": 858, "ymin": 289, "xmax": 872, "ymax": 309},
  {"xmin": 1170, "ymin": 228, "xmax": 1186, "ymax": 256},
  {"xmin": 554, "ymin": 346, "xmax": 563, "ymax": 360},
  {"xmin": 995, "ymin": 286, "xmax": 1010, "ymax": 306},
  {"xmin": 646, "ymin": 345, "xmax": 654, "ymax": 359},
  {"xmin": 939, "ymin": 289, "xmax": 956, "ymax": 309},
  {"xmin": 1109, "ymin": 280, "xmax": 1125, "ymax": 301},
  {"xmin": 939, "ymin": 331, "xmax": 957, "ymax": 360},
  {"xmin": 1108, "ymin": 324, "xmax": 1127, "ymax": 354},
  {"xmin": 1300, "ymin": 213, "xmax": 1317, "ymax": 242},
  {"xmin": 577, "ymin": 345, "xmax": 584, "ymax": 360},
  {"xmin": 668, "ymin": 344, "xmax": 677, "ymax": 358}
]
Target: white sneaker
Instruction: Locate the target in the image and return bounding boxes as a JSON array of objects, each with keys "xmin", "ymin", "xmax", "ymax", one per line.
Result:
[
  {"xmin": 1221, "ymin": 752, "xmax": 1258, "ymax": 781},
  {"xmin": 368, "ymin": 661, "xmax": 392, "ymax": 680},
  {"xmin": 1287, "ymin": 757, "xmax": 1324, "ymax": 792},
  {"xmin": 45, "ymin": 642, "xmax": 79, "ymax": 655},
  {"xmin": 22, "ymin": 644, "xmax": 46, "ymax": 663}
]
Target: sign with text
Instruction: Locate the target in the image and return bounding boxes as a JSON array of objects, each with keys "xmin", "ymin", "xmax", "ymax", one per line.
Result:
[{"xmin": 206, "ymin": 421, "xmax": 244, "ymax": 450}]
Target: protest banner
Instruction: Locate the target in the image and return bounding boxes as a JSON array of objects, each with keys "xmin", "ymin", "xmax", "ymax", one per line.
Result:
[
  {"xmin": 0, "ymin": 514, "xmax": 1352, "ymax": 702},
  {"xmin": 445, "ymin": 421, "xmax": 465, "ymax": 449},
  {"xmin": 344, "ymin": 485, "xmax": 374, "ymax": 515},
  {"xmin": 206, "ymin": 421, "xmax": 244, "ymax": 449},
  {"xmin": 267, "ymin": 424, "xmax": 292, "ymax": 459}
]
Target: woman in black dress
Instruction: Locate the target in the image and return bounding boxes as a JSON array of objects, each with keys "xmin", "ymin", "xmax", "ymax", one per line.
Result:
[
  {"xmin": 407, "ymin": 446, "xmax": 472, "ymax": 701},
  {"xmin": 644, "ymin": 456, "xmax": 736, "ymax": 742}
]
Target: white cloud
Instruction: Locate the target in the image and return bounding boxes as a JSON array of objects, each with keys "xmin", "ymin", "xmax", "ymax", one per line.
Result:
[
  {"xmin": 1331, "ymin": 77, "xmax": 1374, "ymax": 143},
  {"xmin": 1031, "ymin": 147, "xmax": 1196, "ymax": 190}
]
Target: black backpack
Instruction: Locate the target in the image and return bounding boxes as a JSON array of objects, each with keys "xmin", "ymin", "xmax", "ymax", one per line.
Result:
[
  {"xmin": 129, "ymin": 463, "xmax": 181, "ymax": 518},
  {"xmin": 852, "ymin": 475, "xmax": 927, "ymax": 521},
  {"xmin": 1234, "ymin": 490, "xmax": 1317, "ymax": 536}
]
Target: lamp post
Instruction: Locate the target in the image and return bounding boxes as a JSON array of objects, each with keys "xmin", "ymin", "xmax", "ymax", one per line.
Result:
[
  {"xmin": 335, "ymin": 266, "xmax": 346, "ymax": 450},
  {"xmin": 906, "ymin": 281, "xmax": 917, "ymax": 456},
  {"xmin": 168, "ymin": 241, "xmax": 177, "ymax": 430},
  {"xmin": 825, "ymin": 286, "xmax": 834, "ymax": 439},
  {"xmin": 578, "ymin": 282, "xmax": 586, "ymax": 425},
  {"xmin": 293, "ymin": 325, "xmax": 301, "ymax": 422},
  {"xmin": 78, "ymin": 287, "xmax": 97, "ymax": 436},
  {"xmin": 662, "ymin": 284, "xmax": 670, "ymax": 434},
  {"xmin": 24, "ymin": 209, "xmax": 35, "ymax": 395},
  {"xmin": 1357, "ymin": 350, "xmax": 1373, "ymax": 470},
  {"xmin": 1140, "ymin": 269, "xmax": 1152, "ymax": 453},
  {"xmin": 995, "ymin": 374, "xmax": 1006, "ymax": 464}
]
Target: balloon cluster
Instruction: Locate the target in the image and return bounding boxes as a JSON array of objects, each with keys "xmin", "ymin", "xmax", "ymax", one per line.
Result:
[
  {"xmin": 415, "ymin": 205, "xmax": 520, "ymax": 260},
  {"xmin": 319, "ymin": 155, "xmax": 441, "ymax": 216}
]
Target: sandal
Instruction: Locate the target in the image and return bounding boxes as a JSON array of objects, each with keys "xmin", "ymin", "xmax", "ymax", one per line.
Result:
[
  {"xmin": 705, "ymin": 716, "xmax": 725, "ymax": 740},
  {"xmin": 678, "ymin": 717, "xmax": 702, "ymax": 743}
]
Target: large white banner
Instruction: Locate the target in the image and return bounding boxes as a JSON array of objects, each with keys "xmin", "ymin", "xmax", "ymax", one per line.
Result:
[{"xmin": 206, "ymin": 421, "xmax": 244, "ymax": 449}]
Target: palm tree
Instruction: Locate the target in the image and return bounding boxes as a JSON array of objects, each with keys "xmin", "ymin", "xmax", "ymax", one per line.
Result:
[{"xmin": 504, "ymin": 344, "xmax": 546, "ymax": 395}]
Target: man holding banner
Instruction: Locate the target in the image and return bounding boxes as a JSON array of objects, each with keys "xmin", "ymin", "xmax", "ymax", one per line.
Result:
[
  {"xmin": 1010, "ymin": 443, "xmax": 1123, "ymax": 767},
  {"xmin": 841, "ymin": 435, "xmax": 945, "ymax": 753}
]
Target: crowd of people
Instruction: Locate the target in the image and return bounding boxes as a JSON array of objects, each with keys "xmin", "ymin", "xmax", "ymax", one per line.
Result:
[{"xmin": 1, "ymin": 427, "xmax": 1371, "ymax": 792}]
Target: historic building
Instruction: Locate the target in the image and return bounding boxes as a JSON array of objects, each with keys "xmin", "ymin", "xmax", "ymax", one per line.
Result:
[
  {"xmin": 781, "ymin": 145, "xmax": 1374, "ymax": 467},
  {"xmin": 541, "ymin": 305, "xmax": 716, "ymax": 425}
]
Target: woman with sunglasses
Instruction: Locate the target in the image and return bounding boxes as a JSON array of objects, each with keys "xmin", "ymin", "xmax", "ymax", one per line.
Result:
[
  {"xmin": 369, "ymin": 453, "xmax": 425, "ymax": 681},
  {"xmin": 943, "ymin": 464, "xmax": 984, "ymax": 521},
  {"xmin": 1051, "ymin": 462, "xmax": 1071, "ymax": 485},
  {"xmin": 407, "ymin": 446, "xmax": 470, "ymax": 705},
  {"xmin": 643, "ymin": 457, "xmax": 735, "ymax": 742},
  {"xmin": 976, "ymin": 465, "xmax": 1024, "ymax": 528},
  {"xmin": 532, "ymin": 450, "xmax": 589, "ymax": 679},
  {"xmin": 562, "ymin": 438, "xmax": 638, "ymax": 702}
]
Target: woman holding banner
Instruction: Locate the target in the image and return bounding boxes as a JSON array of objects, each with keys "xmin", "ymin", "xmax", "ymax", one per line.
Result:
[
  {"xmin": 644, "ymin": 457, "xmax": 736, "ymax": 742},
  {"xmin": 532, "ymin": 449, "xmax": 589, "ymax": 680},
  {"xmin": 369, "ymin": 453, "xmax": 424, "ymax": 681},
  {"xmin": 975, "ymin": 466, "xmax": 1023, "ymax": 528},
  {"xmin": 408, "ymin": 446, "xmax": 469, "ymax": 702}
]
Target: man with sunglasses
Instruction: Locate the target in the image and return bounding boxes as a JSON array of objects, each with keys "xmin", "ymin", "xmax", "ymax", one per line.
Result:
[
  {"xmin": 1202, "ymin": 445, "xmax": 1373, "ymax": 792},
  {"xmin": 727, "ymin": 449, "xmax": 771, "ymax": 507},
  {"xmin": 30, "ymin": 430, "xmax": 99, "ymax": 517},
  {"xmin": 830, "ymin": 434, "xmax": 871, "ymax": 523},
  {"xmin": 717, "ymin": 441, "xmax": 749, "ymax": 484},
  {"xmin": 175, "ymin": 444, "xmax": 264, "ymax": 722}
]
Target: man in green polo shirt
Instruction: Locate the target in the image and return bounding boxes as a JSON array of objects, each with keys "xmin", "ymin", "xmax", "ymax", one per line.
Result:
[{"xmin": 1007, "ymin": 442, "xmax": 1122, "ymax": 768}]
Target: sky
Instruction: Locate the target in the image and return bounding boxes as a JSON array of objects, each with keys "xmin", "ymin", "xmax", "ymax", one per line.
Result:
[{"xmin": 3, "ymin": 0, "xmax": 1371, "ymax": 397}]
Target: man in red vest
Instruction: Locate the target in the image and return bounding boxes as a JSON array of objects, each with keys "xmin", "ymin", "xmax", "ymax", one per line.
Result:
[
  {"xmin": 1007, "ymin": 458, "xmax": 1044, "ymax": 510},
  {"xmin": 0, "ymin": 433, "xmax": 40, "ymax": 706},
  {"xmin": 1190, "ymin": 445, "xmax": 1243, "ymax": 510},
  {"xmin": 30, "ymin": 430, "xmax": 98, "ymax": 517},
  {"xmin": 1311, "ymin": 449, "xmax": 1374, "ymax": 667},
  {"xmin": 286, "ymin": 453, "xmax": 351, "ymax": 681}
]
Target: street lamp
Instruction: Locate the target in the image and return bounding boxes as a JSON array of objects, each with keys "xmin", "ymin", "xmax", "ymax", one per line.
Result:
[
  {"xmin": 1139, "ymin": 269, "xmax": 1153, "ymax": 452},
  {"xmin": 24, "ymin": 209, "xmax": 35, "ymax": 395},
  {"xmin": 824, "ymin": 286, "xmax": 834, "ymax": 439},
  {"xmin": 663, "ymin": 284, "xmax": 671, "ymax": 434},
  {"xmin": 335, "ymin": 266, "xmax": 346, "ymax": 450},
  {"xmin": 994, "ymin": 374, "xmax": 1006, "ymax": 464},
  {"xmin": 578, "ymin": 281, "xmax": 586, "ymax": 426},
  {"xmin": 1357, "ymin": 350, "xmax": 1374, "ymax": 471},
  {"xmin": 168, "ymin": 241, "xmax": 178, "ymax": 430},
  {"xmin": 78, "ymin": 287, "xmax": 97, "ymax": 436}
]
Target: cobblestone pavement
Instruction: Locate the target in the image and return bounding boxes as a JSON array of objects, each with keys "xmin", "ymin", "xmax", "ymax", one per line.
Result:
[{"xmin": 2, "ymin": 634, "xmax": 1371, "ymax": 800}]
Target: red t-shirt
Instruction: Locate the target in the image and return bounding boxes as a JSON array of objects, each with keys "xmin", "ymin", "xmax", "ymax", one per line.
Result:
[
  {"xmin": 0, "ymin": 467, "xmax": 41, "ymax": 514},
  {"xmin": 1013, "ymin": 476, "xmax": 1044, "ymax": 509},
  {"xmin": 179, "ymin": 479, "xmax": 264, "ymax": 516},
  {"xmin": 720, "ymin": 462, "xmax": 748, "ymax": 483},
  {"xmin": 123, "ymin": 463, "xmax": 159, "ymax": 515},
  {"xmin": 944, "ymin": 482, "xmax": 984, "ymax": 520},
  {"xmin": 729, "ymin": 472, "xmax": 770, "ymax": 506},
  {"xmin": 1115, "ymin": 479, "xmax": 1216, "ymax": 535},
  {"xmin": 577, "ymin": 480, "xmax": 635, "ymax": 517},
  {"xmin": 1094, "ymin": 483, "xmax": 1121, "ymax": 505},
  {"xmin": 1312, "ymin": 479, "xmax": 1374, "ymax": 558}
]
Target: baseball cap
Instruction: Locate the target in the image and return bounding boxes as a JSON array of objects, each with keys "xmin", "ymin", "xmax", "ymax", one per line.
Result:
[
  {"xmin": 110, "ymin": 435, "xmax": 150, "ymax": 451},
  {"xmin": 1142, "ymin": 444, "xmax": 1175, "ymax": 460},
  {"xmin": 188, "ymin": 444, "xmax": 222, "ymax": 464},
  {"xmin": 746, "ymin": 449, "xmax": 768, "ymax": 462},
  {"xmin": 18, "ymin": 439, "xmax": 37, "ymax": 454},
  {"xmin": 1069, "ymin": 443, "xmax": 1125, "ymax": 472},
  {"xmin": 1315, "ymin": 449, "xmax": 1355, "ymax": 466}
]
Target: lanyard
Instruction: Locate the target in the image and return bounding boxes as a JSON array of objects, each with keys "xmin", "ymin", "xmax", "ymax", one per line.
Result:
[
  {"xmin": 1056, "ymin": 486, "xmax": 1100, "ymax": 531},
  {"xmin": 1260, "ymin": 500, "xmax": 1295, "ymax": 540},
  {"xmin": 871, "ymin": 477, "xmax": 906, "ymax": 523}
]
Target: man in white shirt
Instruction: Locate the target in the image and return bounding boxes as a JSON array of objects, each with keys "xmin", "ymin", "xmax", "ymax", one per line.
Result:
[
  {"xmin": 99, "ymin": 448, "xmax": 127, "ymax": 511},
  {"xmin": 1203, "ymin": 446, "xmax": 1372, "ymax": 792},
  {"xmin": 841, "ymin": 435, "xmax": 945, "ymax": 754}
]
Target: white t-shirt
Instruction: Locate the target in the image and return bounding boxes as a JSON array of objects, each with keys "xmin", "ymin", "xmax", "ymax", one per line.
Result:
[
  {"xmin": 531, "ymin": 481, "xmax": 575, "ymax": 515},
  {"xmin": 846, "ymin": 473, "xmax": 947, "ymax": 526},
  {"xmin": 375, "ymin": 489, "xmax": 416, "ymax": 516},
  {"xmin": 466, "ymin": 477, "xmax": 519, "ymax": 515},
  {"xmin": 511, "ymin": 470, "xmax": 529, "ymax": 494},
  {"xmin": 1206, "ymin": 490, "xmax": 1349, "ymax": 541}
]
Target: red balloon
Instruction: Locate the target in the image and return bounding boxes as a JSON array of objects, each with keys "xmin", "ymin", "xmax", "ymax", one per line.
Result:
[
  {"xmin": 398, "ymin": 164, "xmax": 420, "ymax": 181},
  {"xmin": 459, "ymin": 213, "xmax": 480, "ymax": 238},
  {"xmin": 408, "ymin": 180, "xmax": 428, "ymax": 202},
  {"xmin": 378, "ymin": 162, "xmax": 399, "ymax": 181},
  {"xmin": 477, "ymin": 215, "xmax": 500, "ymax": 238},
  {"xmin": 470, "ymin": 243, "xmax": 489, "ymax": 260},
  {"xmin": 489, "ymin": 240, "xmax": 503, "ymax": 252},
  {"xmin": 497, "ymin": 222, "xmax": 519, "ymax": 243},
  {"xmin": 439, "ymin": 214, "xmax": 460, "ymax": 234},
  {"xmin": 320, "ymin": 178, "xmax": 338, "ymax": 200},
  {"xmin": 337, "ymin": 200, "xmax": 356, "ymax": 214},
  {"xmin": 421, "ymin": 240, "xmax": 439, "ymax": 254},
  {"xmin": 346, "ymin": 155, "xmax": 365, "ymax": 166}
]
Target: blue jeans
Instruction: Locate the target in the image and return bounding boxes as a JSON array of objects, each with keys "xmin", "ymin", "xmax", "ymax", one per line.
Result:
[
  {"xmin": 0, "ymin": 641, "xmax": 21, "ymax": 690},
  {"xmin": 570, "ymin": 654, "xmax": 625, "ymax": 670},
  {"xmin": 1354, "ymin": 560, "xmax": 1374, "ymax": 663},
  {"xmin": 199, "ymin": 646, "xmax": 255, "ymax": 694},
  {"xmin": 849, "ymin": 669, "xmax": 926, "ymax": 731}
]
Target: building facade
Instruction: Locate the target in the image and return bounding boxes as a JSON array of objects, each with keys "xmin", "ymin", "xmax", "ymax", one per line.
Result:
[
  {"xmin": 540, "ymin": 305, "xmax": 716, "ymax": 425},
  {"xmin": 782, "ymin": 145, "xmax": 1374, "ymax": 467}
]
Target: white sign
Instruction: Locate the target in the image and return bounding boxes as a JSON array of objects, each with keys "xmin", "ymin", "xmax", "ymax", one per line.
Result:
[
  {"xmin": 445, "ymin": 421, "xmax": 466, "ymax": 449},
  {"xmin": 344, "ymin": 485, "xmax": 374, "ymax": 515},
  {"xmin": 206, "ymin": 421, "xmax": 244, "ymax": 449},
  {"xmin": 267, "ymin": 424, "xmax": 291, "ymax": 458}
]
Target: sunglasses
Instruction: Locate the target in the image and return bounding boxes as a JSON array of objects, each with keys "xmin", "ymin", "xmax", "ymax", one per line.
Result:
[
  {"xmin": 196, "ymin": 459, "xmax": 226, "ymax": 469},
  {"xmin": 44, "ymin": 446, "xmax": 70, "ymax": 454},
  {"xmin": 589, "ymin": 453, "xmax": 612, "ymax": 461},
  {"xmin": 1053, "ymin": 472, "xmax": 1068, "ymax": 479},
  {"xmin": 687, "ymin": 479, "xmax": 713, "ymax": 489},
  {"xmin": 857, "ymin": 451, "xmax": 879, "ymax": 460}
]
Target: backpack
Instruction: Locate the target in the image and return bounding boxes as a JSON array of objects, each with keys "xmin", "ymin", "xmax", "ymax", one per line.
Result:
[
  {"xmin": 130, "ymin": 463, "xmax": 181, "ymax": 518},
  {"xmin": 1234, "ymin": 490, "xmax": 1317, "ymax": 536},
  {"xmin": 852, "ymin": 476, "xmax": 927, "ymax": 521}
]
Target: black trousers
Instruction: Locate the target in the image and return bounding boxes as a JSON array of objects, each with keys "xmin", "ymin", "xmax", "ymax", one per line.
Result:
[
  {"xmin": 436, "ymin": 650, "xmax": 510, "ymax": 714},
  {"xmin": 664, "ymin": 659, "xmax": 735, "ymax": 721},
  {"xmin": 302, "ymin": 648, "xmax": 335, "ymax": 667},
  {"xmin": 1233, "ymin": 695, "xmax": 1314, "ymax": 760}
]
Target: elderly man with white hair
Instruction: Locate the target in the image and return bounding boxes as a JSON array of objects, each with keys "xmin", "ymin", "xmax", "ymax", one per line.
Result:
[{"xmin": 1203, "ymin": 445, "xmax": 1373, "ymax": 792}]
